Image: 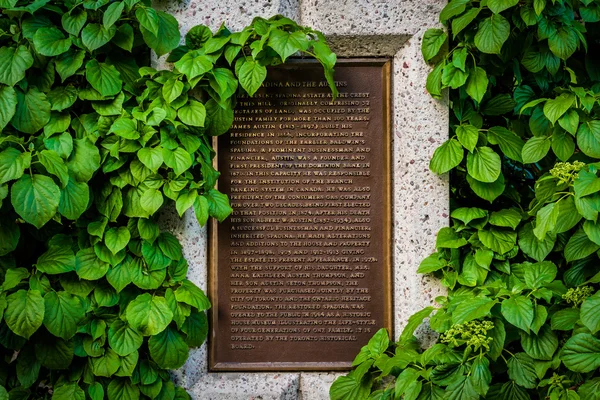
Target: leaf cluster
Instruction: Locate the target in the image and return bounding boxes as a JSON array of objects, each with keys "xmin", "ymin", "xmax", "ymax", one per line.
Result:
[
  {"xmin": 332, "ymin": 0, "xmax": 600, "ymax": 398},
  {"xmin": 0, "ymin": 1, "xmax": 337, "ymax": 399}
]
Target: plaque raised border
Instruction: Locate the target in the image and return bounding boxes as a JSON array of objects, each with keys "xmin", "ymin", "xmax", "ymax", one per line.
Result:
[{"xmin": 208, "ymin": 58, "xmax": 392, "ymax": 371}]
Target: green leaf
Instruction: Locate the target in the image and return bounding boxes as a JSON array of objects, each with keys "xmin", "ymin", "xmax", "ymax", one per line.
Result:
[
  {"xmin": 37, "ymin": 245, "xmax": 75, "ymax": 275},
  {"xmin": 417, "ymin": 252, "xmax": 446, "ymax": 273},
  {"xmin": 109, "ymin": 117, "xmax": 139, "ymax": 139},
  {"xmin": 474, "ymin": 14, "xmax": 510, "ymax": 54},
  {"xmin": 466, "ymin": 67, "xmax": 488, "ymax": 103},
  {"xmin": 268, "ymin": 29, "xmax": 309, "ymax": 62},
  {"xmin": 452, "ymin": 207, "xmax": 488, "ymax": 225},
  {"xmin": 551, "ymin": 130, "xmax": 575, "ymax": 161},
  {"xmin": 181, "ymin": 310, "xmax": 208, "ymax": 347},
  {"xmin": 205, "ymin": 189, "xmax": 233, "ymax": 222},
  {"xmin": 137, "ymin": 147, "xmax": 163, "ymax": 172},
  {"xmin": 533, "ymin": 202, "xmax": 559, "ymax": 241},
  {"xmin": 162, "ymin": 147, "xmax": 192, "ymax": 176},
  {"xmin": 43, "ymin": 291, "xmax": 85, "ymax": 340},
  {"xmin": 489, "ymin": 209, "xmax": 521, "ymax": 229},
  {"xmin": 148, "ymin": 326, "xmax": 189, "ymax": 369},
  {"xmin": 56, "ymin": 50, "xmax": 86, "ymax": 82},
  {"xmin": 140, "ymin": 11, "xmax": 180, "ymax": 57},
  {"xmin": 138, "ymin": 218, "xmax": 160, "ymax": 243},
  {"xmin": 59, "ymin": 178, "xmax": 90, "ymax": 220},
  {"xmin": 174, "ymin": 280, "xmax": 210, "ymax": 310},
  {"xmin": 565, "ymin": 228, "xmax": 600, "ymax": 262},
  {"xmin": 107, "ymin": 379, "xmax": 139, "ymax": 400},
  {"xmin": 561, "ymin": 333, "xmax": 600, "ymax": 372},
  {"xmin": 507, "ymin": 353, "xmax": 537, "ymax": 389},
  {"xmin": 470, "ymin": 357, "xmax": 492, "ymax": 395},
  {"xmin": 237, "ymin": 58, "xmax": 267, "ymax": 96},
  {"xmin": 581, "ymin": 291, "xmax": 600, "ymax": 334},
  {"xmin": 108, "ymin": 319, "xmax": 143, "ymax": 356},
  {"xmin": 522, "ymin": 136, "xmax": 551, "ymax": 164},
  {"xmin": 103, "ymin": 2, "xmax": 124, "ymax": 28},
  {"xmin": 436, "ymin": 227, "xmax": 468, "ymax": 248},
  {"xmin": 85, "ymin": 60, "xmax": 122, "ymax": 97},
  {"xmin": 501, "ymin": 296, "xmax": 534, "ymax": 332},
  {"xmin": 76, "ymin": 247, "xmax": 109, "ymax": 280},
  {"xmin": 551, "ymin": 308, "xmax": 580, "ymax": 330},
  {"xmin": 177, "ymin": 100, "xmax": 206, "ymax": 127},
  {"xmin": 0, "ymin": 46, "xmax": 33, "ymax": 86},
  {"xmin": 38, "ymin": 150, "xmax": 68, "ymax": 187},
  {"xmin": 174, "ymin": 50, "xmax": 212, "ymax": 81},
  {"xmin": 543, "ymin": 93, "xmax": 575, "ymax": 124},
  {"xmin": 162, "ymin": 78, "xmax": 184, "ymax": 103},
  {"xmin": 0, "ymin": 220, "xmax": 19, "ymax": 257},
  {"xmin": 0, "ymin": 86, "xmax": 17, "ymax": 130},
  {"xmin": 422, "ymin": 29, "xmax": 447, "ymax": 62},
  {"xmin": 558, "ymin": 109, "xmax": 579, "ymax": 135},
  {"xmin": 67, "ymin": 138, "xmax": 101, "ymax": 182},
  {"xmin": 140, "ymin": 189, "xmax": 164, "ymax": 215},
  {"xmin": 158, "ymin": 233, "xmax": 182, "ymax": 261},
  {"xmin": 452, "ymin": 297, "xmax": 495, "ymax": 324},
  {"xmin": 33, "ymin": 27, "xmax": 71, "ymax": 56},
  {"xmin": 11, "ymin": 174, "xmax": 60, "ymax": 229},
  {"xmin": 53, "ymin": 383, "xmax": 85, "ymax": 400},
  {"xmin": 442, "ymin": 63, "xmax": 468, "ymax": 89},
  {"xmin": 467, "ymin": 147, "xmax": 501, "ymax": 183},
  {"xmin": 3, "ymin": 268, "xmax": 29, "ymax": 290},
  {"xmin": 81, "ymin": 24, "xmax": 116, "ymax": 51},
  {"xmin": 426, "ymin": 62, "xmax": 444, "ymax": 98},
  {"xmin": 5, "ymin": 290, "xmax": 44, "ymax": 339},
  {"xmin": 91, "ymin": 348, "xmax": 120, "ymax": 377},
  {"xmin": 521, "ymin": 325, "xmax": 558, "ymax": 360},
  {"xmin": 11, "ymin": 88, "xmax": 51, "ymax": 134},
  {"xmin": 440, "ymin": 0, "xmax": 470, "ymax": 22},
  {"xmin": 488, "ymin": 0, "xmax": 518, "ymax": 13},
  {"xmin": 125, "ymin": 293, "xmax": 173, "ymax": 336},
  {"xmin": 106, "ymin": 261, "xmax": 132, "ymax": 293},
  {"xmin": 456, "ymin": 124, "xmax": 479, "ymax": 152},
  {"xmin": 446, "ymin": 376, "xmax": 479, "ymax": 400},
  {"xmin": 430, "ymin": 138, "xmax": 464, "ymax": 174},
  {"xmin": 548, "ymin": 28, "xmax": 578, "ymax": 60},
  {"xmin": 61, "ymin": 9, "xmax": 87, "ymax": 36},
  {"xmin": 583, "ymin": 219, "xmax": 600, "ymax": 246},
  {"xmin": 578, "ymin": 121, "xmax": 600, "ymax": 158},
  {"xmin": 105, "ymin": 227, "xmax": 131, "ymax": 255},
  {"xmin": 467, "ymin": 174, "xmax": 505, "ymax": 202},
  {"xmin": 399, "ymin": 307, "xmax": 434, "ymax": 344},
  {"xmin": 194, "ymin": 196, "xmax": 209, "ymax": 226},
  {"xmin": 452, "ymin": 8, "xmax": 481, "ymax": 38},
  {"xmin": 479, "ymin": 228, "xmax": 516, "ymax": 254},
  {"xmin": 0, "ymin": 148, "xmax": 30, "ymax": 185},
  {"xmin": 524, "ymin": 261, "xmax": 557, "ymax": 289}
]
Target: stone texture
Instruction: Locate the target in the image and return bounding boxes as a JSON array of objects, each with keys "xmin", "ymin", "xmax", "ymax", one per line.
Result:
[
  {"xmin": 392, "ymin": 29, "xmax": 448, "ymax": 342},
  {"xmin": 155, "ymin": 0, "xmax": 299, "ymax": 34},
  {"xmin": 190, "ymin": 373, "xmax": 300, "ymax": 400},
  {"xmin": 299, "ymin": 0, "xmax": 442, "ymax": 36},
  {"xmin": 298, "ymin": 373, "xmax": 341, "ymax": 400},
  {"xmin": 155, "ymin": 0, "xmax": 449, "ymax": 397}
]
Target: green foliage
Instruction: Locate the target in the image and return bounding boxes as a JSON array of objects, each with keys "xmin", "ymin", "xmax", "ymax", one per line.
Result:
[
  {"xmin": 332, "ymin": 0, "xmax": 600, "ymax": 397},
  {"xmin": 0, "ymin": 1, "xmax": 336, "ymax": 398}
]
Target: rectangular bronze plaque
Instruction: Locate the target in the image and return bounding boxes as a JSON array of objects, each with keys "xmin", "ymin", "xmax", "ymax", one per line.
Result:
[{"xmin": 209, "ymin": 59, "xmax": 392, "ymax": 371}]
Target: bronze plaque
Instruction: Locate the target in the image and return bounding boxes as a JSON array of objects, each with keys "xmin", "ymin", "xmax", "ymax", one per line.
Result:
[{"xmin": 209, "ymin": 59, "xmax": 392, "ymax": 371}]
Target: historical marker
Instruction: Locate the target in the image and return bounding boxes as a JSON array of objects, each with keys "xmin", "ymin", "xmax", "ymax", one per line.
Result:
[{"xmin": 209, "ymin": 59, "xmax": 392, "ymax": 371}]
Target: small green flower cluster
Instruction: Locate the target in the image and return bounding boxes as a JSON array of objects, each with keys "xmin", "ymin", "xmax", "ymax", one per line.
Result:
[
  {"xmin": 441, "ymin": 320, "xmax": 494, "ymax": 351},
  {"xmin": 562, "ymin": 286, "xmax": 594, "ymax": 306},
  {"xmin": 549, "ymin": 161, "xmax": 586, "ymax": 185}
]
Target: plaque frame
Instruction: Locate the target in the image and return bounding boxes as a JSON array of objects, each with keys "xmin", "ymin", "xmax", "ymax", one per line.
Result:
[{"xmin": 208, "ymin": 58, "xmax": 393, "ymax": 371}]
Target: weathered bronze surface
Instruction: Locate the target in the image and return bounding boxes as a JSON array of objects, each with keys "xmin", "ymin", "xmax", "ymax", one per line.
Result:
[{"xmin": 209, "ymin": 59, "xmax": 392, "ymax": 371}]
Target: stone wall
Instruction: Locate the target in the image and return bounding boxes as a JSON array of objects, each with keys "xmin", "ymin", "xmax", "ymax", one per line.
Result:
[{"xmin": 155, "ymin": 0, "xmax": 449, "ymax": 398}]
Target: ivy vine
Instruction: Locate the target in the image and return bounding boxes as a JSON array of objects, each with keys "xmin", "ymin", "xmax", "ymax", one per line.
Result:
[
  {"xmin": 332, "ymin": 0, "xmax": 600, "ymax": 398},
  {"xmin": 0, "ymin": 1, "xmax": 336, "ymax": 399}
]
